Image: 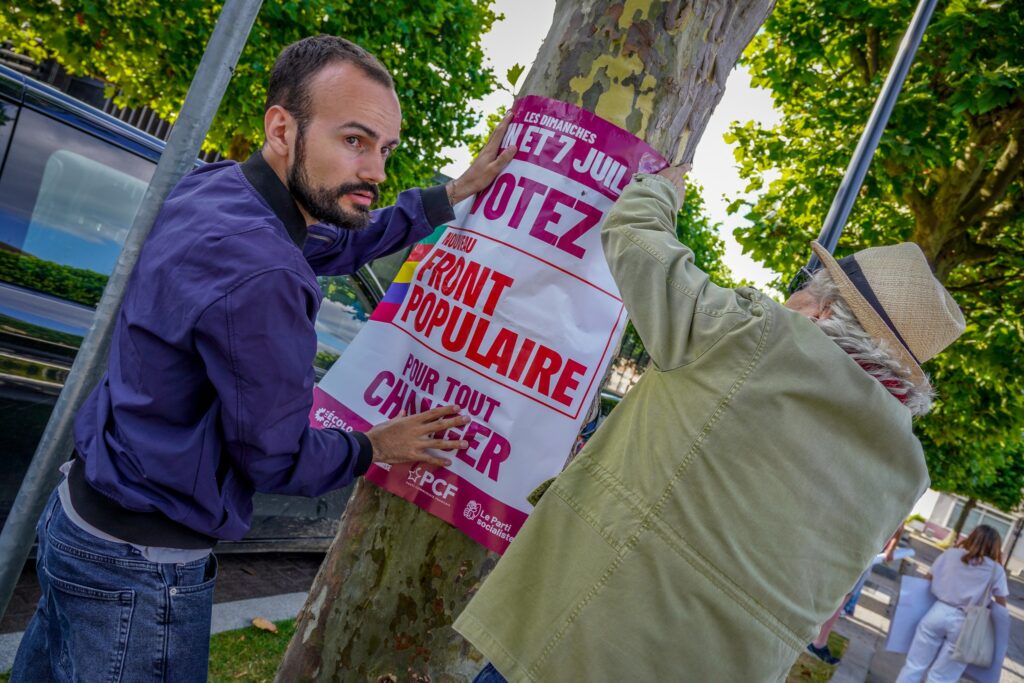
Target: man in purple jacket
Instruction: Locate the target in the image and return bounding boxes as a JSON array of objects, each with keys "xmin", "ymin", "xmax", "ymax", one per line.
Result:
[{"xmin": 12, "ymin": 36, "xmax": 514, "ymax": 682}]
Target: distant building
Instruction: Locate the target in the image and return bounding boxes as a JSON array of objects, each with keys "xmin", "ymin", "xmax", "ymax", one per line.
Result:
[{"xmin": 909, "ymin": 490, "xmax": 1024, "ymax": 574}]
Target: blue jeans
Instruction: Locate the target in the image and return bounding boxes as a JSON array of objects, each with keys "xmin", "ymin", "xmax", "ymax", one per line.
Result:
[
  {"xmin": 473, "ymin": 662, "xmax": 509, "ymax": 683},
  {"xmin": 11, "ymin": 489, "xmax": 217, "ymax": 682},
  {"xmin": 844, "ymin": 566, "xmax": 872, "ymax": 615}
]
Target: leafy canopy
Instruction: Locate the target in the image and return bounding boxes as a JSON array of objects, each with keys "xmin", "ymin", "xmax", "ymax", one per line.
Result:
[
  {"xmin": 729, "ymin": 0, "xmax": 1024, "ymax": 508},
  {"xmin": 1, "ymin": 0, "xmax": 500, "ymax": 202}
]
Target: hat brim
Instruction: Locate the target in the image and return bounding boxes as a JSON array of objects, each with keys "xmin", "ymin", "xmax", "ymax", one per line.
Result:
[{"xmin": 811, "ymin": 241, "xmax": 927, "ymax": 389}]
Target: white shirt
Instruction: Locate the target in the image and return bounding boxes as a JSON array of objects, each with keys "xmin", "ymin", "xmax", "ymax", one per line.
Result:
[{"xmin": 930, "ymin": 547, "xmax": 1008, "ymax": 609}]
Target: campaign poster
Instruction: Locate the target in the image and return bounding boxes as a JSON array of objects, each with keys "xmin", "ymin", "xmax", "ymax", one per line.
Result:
[{"xmin": 310, "ymin": 95, "xmax": 666, "ymax": 553}]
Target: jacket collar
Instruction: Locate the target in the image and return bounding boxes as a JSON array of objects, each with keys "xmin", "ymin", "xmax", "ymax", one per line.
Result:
[{"xmin": 240, "ymin": 150, "xmax": 308, "ymax": 249}]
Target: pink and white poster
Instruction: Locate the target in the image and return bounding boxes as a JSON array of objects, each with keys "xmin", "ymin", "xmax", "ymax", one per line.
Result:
[{"xmin": 310, "ymin": 95, "xmax": 666, "ymax": 553}]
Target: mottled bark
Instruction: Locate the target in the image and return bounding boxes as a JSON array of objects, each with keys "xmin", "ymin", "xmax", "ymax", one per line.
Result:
[
  {"xmin": 276, "ymin": 482, "xmax": 495, "ymax": 682},
  {"xmin": 277, "ymin": 1, "xmax": 774, "ymax": 680},
  {"xmin": 521, "ymin": 0, "xmax": 776, "ymax": 163}
]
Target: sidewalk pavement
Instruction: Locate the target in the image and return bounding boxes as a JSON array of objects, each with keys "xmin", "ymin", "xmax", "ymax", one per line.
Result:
[{"xmin": 826, "ymin": 534, "xmax": 1024, "ymax": 683}]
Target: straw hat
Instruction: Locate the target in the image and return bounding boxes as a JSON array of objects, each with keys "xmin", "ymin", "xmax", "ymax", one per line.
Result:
[{"xmin": 810, "ymin": 241, "xmax": 965, "ymax": 388}]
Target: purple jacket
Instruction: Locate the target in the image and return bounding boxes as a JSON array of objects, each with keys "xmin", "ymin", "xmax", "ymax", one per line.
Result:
[{"xmin": 72, "ymin": 152, "xmax": 451, "ymax": 542}]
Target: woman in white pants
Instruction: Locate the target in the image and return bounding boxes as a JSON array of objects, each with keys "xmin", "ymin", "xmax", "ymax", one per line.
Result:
[{"xmin": 895, "ymin": 525, "xmax": 1008, "ymax": 683}]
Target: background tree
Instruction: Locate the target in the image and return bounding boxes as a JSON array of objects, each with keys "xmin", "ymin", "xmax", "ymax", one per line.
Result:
[
  {"xmin": 727, "ymin": 0, "xmax": 1024, "ymax": 511},
  {"xmin": 278, "ymin": 1, "xmax": 776, "ymax": 680},
  {"xmin": 931, "ymin": 439, "xmax": 1024, "ymax": 541},
  {"xmin": 0, "ymin": 0, "xmax": 499, "ymax": 201}
]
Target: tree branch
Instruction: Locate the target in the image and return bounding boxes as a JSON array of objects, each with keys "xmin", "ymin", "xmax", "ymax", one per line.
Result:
[
  {"xmin": 959, "ymin": 125, "xmax": 1024, "ymax": 229},
  {"xmin": 946, "ymin": 277, "xmax": 1009, "ymax": 292},
  {"xmin": 978, "ymin": 190, "xmax": 1024, "ymax": 239},
  {"xmin": 850, "ymin": 45, "xmax": 870, "ymax": 86},
  {"xmin": 866, "ymin": 26, "xmax": 880, "ymax": 80},
  {"xmin": 933, "ymin": 233, "xmax": 1002, "ymax": 282}
]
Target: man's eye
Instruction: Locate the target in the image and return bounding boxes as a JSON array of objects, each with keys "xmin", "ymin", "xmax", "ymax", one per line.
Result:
[
  {"xmin": 345, "ymin": 136, "xmax": 362, "ymax": 148},
  {"xmin": 381, "ymin": 147, "xmax": 393, "ymax": 159}
]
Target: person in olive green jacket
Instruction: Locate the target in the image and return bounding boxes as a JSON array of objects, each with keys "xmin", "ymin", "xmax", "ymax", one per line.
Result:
[{"xmin": 454, "ymin": 166, "xmax": 966, "ymax": 683}]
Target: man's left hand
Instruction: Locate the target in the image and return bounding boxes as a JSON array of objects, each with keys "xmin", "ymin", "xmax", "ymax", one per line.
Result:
[
  {"xmin": 447, "ymin": 113, "xmax": 518, "ymax": 205},
  {"xmin": 656, "ymin": 163, "xmax": 692, "ymax": 207}
]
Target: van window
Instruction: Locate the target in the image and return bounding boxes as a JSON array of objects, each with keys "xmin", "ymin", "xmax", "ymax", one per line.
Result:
[
  {"xmin": 0, "ymin": 99, "xmax": 15, "ymax": 170},
  {"xmin": 0, "ymin": 108, "xmax": 155, "ymax": 305},
  {"xmin": 22, "ymin": 149, "xmax": 148, "ymax": 274},
  {"xmin": 313, "ymin": 275, "xmax": 374, "ymax": 374}
]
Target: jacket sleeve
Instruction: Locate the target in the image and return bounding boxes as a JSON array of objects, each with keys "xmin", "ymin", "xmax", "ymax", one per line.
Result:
[
  {"xmin": 194, "ymin": 268, "xmax": 373, "ymax": 496},
  {"xmin": 303, "ymin": 185, "xmax": 454, "ymax": 276},
  {"xmin": 600, "ymin": 173, "xmax": 751, "ymax": 370}
]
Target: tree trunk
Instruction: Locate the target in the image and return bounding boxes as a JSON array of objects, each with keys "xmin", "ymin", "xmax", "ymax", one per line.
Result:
[
  {"xmin": 950, "ymin": 497, "xmax": 977, "ymax": 540},
  {"xmin": 276, "ymin": 1, "xmax": 774, "ymax": 680}
]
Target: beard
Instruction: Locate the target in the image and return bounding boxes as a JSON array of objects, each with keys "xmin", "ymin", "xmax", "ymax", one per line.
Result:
[{"xmin": 287, "ymin": 128, "xmax": 379, "ymax": 230}]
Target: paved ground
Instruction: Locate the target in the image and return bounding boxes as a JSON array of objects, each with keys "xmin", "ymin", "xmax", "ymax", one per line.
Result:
[{"xmin": 828, "ymin": 534, "xmax": 1024, "ymax": 683}]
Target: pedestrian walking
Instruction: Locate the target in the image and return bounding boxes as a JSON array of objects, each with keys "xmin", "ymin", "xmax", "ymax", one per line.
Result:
[{"xmin": 895, "ymin": 525, "xmax": 1008, "ymax": 683}]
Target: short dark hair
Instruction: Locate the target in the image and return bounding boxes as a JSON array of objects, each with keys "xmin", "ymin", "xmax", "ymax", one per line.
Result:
[{"xmin": 265, "ymin": 35, "xmax": 394, "ymax": 127}]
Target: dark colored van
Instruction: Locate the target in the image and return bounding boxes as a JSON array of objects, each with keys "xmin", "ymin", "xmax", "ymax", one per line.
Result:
[{"xmin": 0, "ymin": 64, "xmax": 406, "ymax": 551}]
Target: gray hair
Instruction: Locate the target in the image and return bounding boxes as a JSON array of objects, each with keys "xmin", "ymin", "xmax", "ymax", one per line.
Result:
[{"xmin": 802, "ymin": 268, "xmax": 934, "ymax": 416}]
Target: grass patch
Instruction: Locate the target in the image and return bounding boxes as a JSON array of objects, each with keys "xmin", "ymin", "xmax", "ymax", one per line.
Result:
[
  {"xmin": 208, "ymin": 618, "xmax": 296, "ymax": 683},
  {"xmin": 786, "ymin": 632, "xmax": 849, "ymax": 683}
]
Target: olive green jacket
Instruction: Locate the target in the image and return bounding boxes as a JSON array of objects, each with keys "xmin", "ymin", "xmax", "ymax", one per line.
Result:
[{"xmin": 454, "ymin": 174, "xmax": 927, "ymax": 682}]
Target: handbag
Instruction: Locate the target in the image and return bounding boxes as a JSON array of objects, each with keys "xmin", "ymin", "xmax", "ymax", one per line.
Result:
[{"xmin": 951, "ymin": 562, "xmax": 999, "ymax": 666}]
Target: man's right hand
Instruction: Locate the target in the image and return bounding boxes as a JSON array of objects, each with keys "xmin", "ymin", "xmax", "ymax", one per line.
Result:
[
  {"xmin": 446, "ymin": 113, "xmax": 518, "ymax": 205},
  {"xmin": 366, "ymin": 404, "xmax": 470, "ymax": 468}
]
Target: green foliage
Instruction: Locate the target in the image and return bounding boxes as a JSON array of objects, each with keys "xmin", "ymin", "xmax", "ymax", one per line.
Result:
[
  {"xmin": 0, "ymin": 312, "xmax": 82, "ymax": 348},
  {"xmin": 314, "ymin": 350, "xmax": 340, "ymax": 371},
  {"xmin": 678, "ymin": 183, "xmax": 737, "ymax": 289},
  {"xmin": 785, "ymin": 632, "xmax": 847, "ymax": 682},
  {"xmin": 0, "ymin": 248, "xmax": 107, "ymax": 307},
  {"xmin": 1, "ymin": 0, "xmax": 500, "ymax": 203},
  {"xmin": 318, "ymin": 276, "xmax": 369, "ymax": 321},
  {"xmin": 505, "ymin": 63, "xmax": 525, "ymax": 91},
  {"xmin": 467, "ymin": 105, "xmax": 508, "ymax": 157},
  {"xmin": 731, "ymin": 0, "xmax": 1024, "ymax": 510},
  {"xmin": 925, "ymin": 439, "xmax": 1024, "ymax": 513},
  {"xmin": 208, "ymin": 619, "xmax": 296, "ymax": 683}
]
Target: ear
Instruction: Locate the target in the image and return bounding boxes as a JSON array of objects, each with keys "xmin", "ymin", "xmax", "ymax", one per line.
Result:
[
  {"xmin": 263, "ymin": 104, "xmax": 295, "ymax": 159},
  {"xmin": 817, "ymin": 302, "xmax": 833, "ymax": 321}
]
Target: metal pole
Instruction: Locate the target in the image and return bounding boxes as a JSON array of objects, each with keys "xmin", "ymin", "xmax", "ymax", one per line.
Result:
[
  {"xmin": 0, "ymin": 0, "xmax": 263, "ymax": 621},
  {"xmin": 788, "ymin": 0, "xmax": 940, "ymax": 293}
]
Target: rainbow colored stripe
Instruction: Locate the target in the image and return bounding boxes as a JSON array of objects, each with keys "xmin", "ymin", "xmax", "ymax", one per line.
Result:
[{"xmin": 370, "ymin": 225, "xmax": 445, "ymax": 324}]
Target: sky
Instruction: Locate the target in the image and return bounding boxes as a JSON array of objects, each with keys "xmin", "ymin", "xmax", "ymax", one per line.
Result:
[{"xmin": 439, "ymin": 0, "xmax": 781, "ymax": 290}]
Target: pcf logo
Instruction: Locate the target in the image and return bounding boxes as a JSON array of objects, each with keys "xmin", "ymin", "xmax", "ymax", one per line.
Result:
[{"xmin": 407, "ymin": 467, "xmax": 458, "ymax": 501}]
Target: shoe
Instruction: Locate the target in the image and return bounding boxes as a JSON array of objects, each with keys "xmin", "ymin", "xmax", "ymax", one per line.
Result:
[{"xmin": 807, "ymin": 643, "xmax": 840, "ymax": 665}]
